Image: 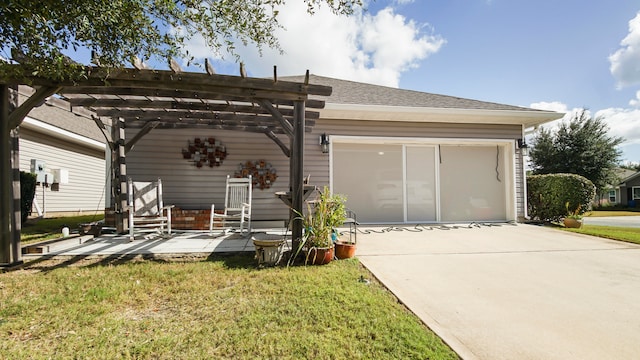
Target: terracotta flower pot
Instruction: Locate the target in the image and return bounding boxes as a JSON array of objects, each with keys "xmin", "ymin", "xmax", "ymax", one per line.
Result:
[
  {"xmin": 335, "ymin": 242, "xmax": 356, "ymax": 259},
  {"xmin": 563, "ymin": 218, "xmax": 583, "ymax": 228},
  {"xmin": 306, "ymin": 246, "xmax": 334, "ymax": 265}
]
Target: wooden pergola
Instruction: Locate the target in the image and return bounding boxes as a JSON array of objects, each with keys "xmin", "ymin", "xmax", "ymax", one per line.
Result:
[{"xmin": 0, "ymin": 65, "xmax": 332, "ymax": 266}]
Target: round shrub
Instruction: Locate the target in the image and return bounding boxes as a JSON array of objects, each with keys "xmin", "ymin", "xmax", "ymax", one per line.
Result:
[{"xmin": 527, "ymin": 173, "xmax": 596, "ymax": 222}]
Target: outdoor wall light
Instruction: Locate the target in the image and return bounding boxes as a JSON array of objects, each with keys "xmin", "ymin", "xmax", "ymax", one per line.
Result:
[
  {"xmin": 517, "ymin": 138, "xmax": 529, "ymax": 156},
  {"xmin": 320, "ymin": 133, "xmax": 330, "ymax": 154}
]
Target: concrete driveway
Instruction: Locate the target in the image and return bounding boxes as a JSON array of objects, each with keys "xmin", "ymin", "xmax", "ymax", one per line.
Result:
[{"xmin": 356, "ymin": 224, "xmax": 640, "ymax": 360}]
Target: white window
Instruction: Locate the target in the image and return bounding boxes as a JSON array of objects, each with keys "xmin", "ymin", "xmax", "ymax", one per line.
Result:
[
  {"xmin": 609, "ymin": 190, "xmax": 616, "ymax": 203},
  {"xmin": 633, "ymin": 187, "xmax": 640, "ymax": 200}
]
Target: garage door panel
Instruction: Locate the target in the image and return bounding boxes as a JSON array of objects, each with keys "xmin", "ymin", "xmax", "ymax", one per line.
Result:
[
  {"xmin": 440, "ymin": 145, "xmax": 506, "ymax": 222},
  {"xmin": 334, "ymin": 143, "xmax": 403, "ymax": 222}
]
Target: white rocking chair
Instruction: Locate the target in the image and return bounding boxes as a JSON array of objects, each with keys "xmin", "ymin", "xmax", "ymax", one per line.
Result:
[
  {"xmin": 127, "ymin": 178, "xmax": 174, "ymax": 241},
  {"xmin": 209, "ymin": 175, "xmax": 252, "ymax": 235}
]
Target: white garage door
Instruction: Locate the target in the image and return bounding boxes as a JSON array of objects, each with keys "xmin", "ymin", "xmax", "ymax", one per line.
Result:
[{"xmin": 333, "ymin": 141, "xmax": 511, "ymax": 223}]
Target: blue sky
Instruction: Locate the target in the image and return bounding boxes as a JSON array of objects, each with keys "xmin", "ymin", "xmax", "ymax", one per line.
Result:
[
  {"xmin": 76, "ymin": 0, "xmax": 630, "ymax": 163},
  {"xmin": 183, "ymin": 0, "xmax": 640, "ymax": 162}
]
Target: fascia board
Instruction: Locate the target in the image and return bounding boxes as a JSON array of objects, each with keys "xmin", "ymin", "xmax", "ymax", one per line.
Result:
[
  {"xmin": 21, "ymin": 117, "xmax": 106, "ymax": 151},
  {"xmin": 321, "ymin": 103, "xmax": 564, "ymax": 128}
]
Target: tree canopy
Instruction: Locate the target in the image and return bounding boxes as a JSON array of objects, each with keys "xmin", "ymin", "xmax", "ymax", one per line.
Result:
[
  {"xmin": 0, "ymin": 0, "xmax": 361, "ymax": 80},
  {"xmin": 528, "ymin": 109, "xmax": 624, "ymax": 194}
]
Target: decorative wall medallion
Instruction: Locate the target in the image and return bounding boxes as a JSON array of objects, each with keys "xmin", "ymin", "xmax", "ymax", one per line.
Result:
[
  {"xmin": 235, "ymin": 160, "xmax": 277, "ymax": 190},
  {"xmin": 182, "ymin": 137, "xmax": 227, "ymax": 168}
]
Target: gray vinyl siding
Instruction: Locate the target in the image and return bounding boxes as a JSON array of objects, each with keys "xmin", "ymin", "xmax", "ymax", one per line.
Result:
[
  {"xmin": 125, "ymin": 128, "xmax": 292, "ymax": 222},
  {"xmin": 18, "ymin": 128, "xmax": 106, "ymax": 216},
  {"xmin": 126, "ymin": 119, "xmax": 524, "ymax": 223}
]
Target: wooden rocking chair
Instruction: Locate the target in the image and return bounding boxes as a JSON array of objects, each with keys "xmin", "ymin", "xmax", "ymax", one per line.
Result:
[
  {"xmin": 209, "ymin": 175, "xmax": 252, "ymax": 235},
  {"xmin": 127, "ymin": 178, "xmax": 174, "ymax": 241}
]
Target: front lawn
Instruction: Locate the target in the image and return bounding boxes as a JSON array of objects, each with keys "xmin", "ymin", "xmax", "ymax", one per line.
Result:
[
  {"xmin": 562, "ymin": 225, "xmax": 640, "ymax": 245},
  {"xmin": 0, "ymin": 256, "xmax": 459, "ymax": 359}
]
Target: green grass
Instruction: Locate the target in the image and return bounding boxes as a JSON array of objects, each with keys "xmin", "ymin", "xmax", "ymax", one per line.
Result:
[
  {"xmin": 0, "ymin": 256, "xmax": 459, "ymax": 359},
  {"xmin": 586, "ymin": 210, "xmax": 640, "ymax": 217},
  {"xmin": 562, "ymin": 225, "xmax": 640, "ymax": 245},
  {"xmin": 21, "ymin": 215, "xmax": 104, "ymax": 244}
]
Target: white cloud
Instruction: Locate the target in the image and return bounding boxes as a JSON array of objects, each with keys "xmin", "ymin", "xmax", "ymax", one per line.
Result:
[
  {"xmin": 629, "ymin": 90, "xmax": 640, "ymax": 107},
  {"xmin": 184, "ymin": 2, "xmax": 445, "ymax": 87},
  {"xmin": 528, "ymin": 102, "xmax": 591, "ymax": 134},
  {"xmin": 609, "ymin": 12, "xmax": 640, "ymax": 88},
  {"xmin": 596, "ymin": 107, "xmax": 640, "ymax": 146},
  {"xmin": 529, "ymin": 101, "xmax": 568, "ymax": 113}
]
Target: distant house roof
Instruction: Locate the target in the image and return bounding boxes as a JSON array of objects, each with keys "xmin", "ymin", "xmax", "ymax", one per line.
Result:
[
  {"xmin": 619, "ymin": 169, "xmax": 640, "ymax": 185},
  {"xmin": 281, "ymin": 74, "xmax": 563, "ymax": 128},
  {"xmin": 18, "ymin": 86, "xmax": 105, "ymax": 145}
]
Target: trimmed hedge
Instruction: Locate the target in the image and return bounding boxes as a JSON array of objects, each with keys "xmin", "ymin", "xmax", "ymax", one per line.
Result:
[
  {"xmin": 20, "ymin": 171, "xmax": 37, "ymax": 223},
  {"xmin": 527, "ymin": 173, "xmax": 596, "ymax": 222}
]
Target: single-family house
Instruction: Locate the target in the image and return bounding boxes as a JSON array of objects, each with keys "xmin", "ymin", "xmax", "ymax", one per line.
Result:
[
  {"xmin": 17, "ymin": 86, "xmax": 106, "ymax": 217},
  {"xmin": 613, "ymin": 170, "xmax": 640, "ymax": 207},
  {"xmin": 2, "ymin": 69, "xmax": 563, "ymax": 266},
  {"xmin": 125, "ymin": 75, "xmax": 562, "ymax": 225}
]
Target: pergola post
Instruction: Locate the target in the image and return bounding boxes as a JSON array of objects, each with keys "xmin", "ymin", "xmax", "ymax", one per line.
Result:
[
  {"xmin": 291, "ymin": 100, "xmax": 305, "ymax": 252},
  {"xmin": 0, "ymin": 85, "xmax": 22, "ymax": 266},
  {"xmin": 10, "ymin": 125, "xmax": 22, "ymax": 265},
  {"xmin": 111, "ymin": 117, "xmax": 128, "ymax": 233}
]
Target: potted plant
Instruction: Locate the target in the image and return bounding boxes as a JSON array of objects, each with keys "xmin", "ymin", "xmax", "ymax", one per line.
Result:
[
  {"xmin": 563, "ymin": 202, "xmax": 583, "ymax": 228},
  {"xmin": 334, "ymin": 208, "xmax": 356, "ymax": 259},
  {"xmin": 294, "ymin": 187, "xmax": 347, "ymax": 265}
]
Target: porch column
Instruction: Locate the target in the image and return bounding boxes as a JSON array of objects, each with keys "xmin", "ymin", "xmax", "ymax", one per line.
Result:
[
  {"xmin": 0, "ymin": 85, "xmax": 13, "ymax": 265},
  {"xmin": 0, "ymin": 85, "xmax": 22, "ymax": 266},
  {"xmin": 111, "ymin": 117, "xmax": 128, "ymax": 233},
  {"xmin": 291, "ymin": 101, "xmax": 305, "ymax": 251}
]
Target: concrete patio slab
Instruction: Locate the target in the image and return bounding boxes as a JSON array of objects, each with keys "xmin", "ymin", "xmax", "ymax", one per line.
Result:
[
  {"xmin": 22, "ymin": 230, "xmax": 290, "ymax": 258},
  {"xmin": 356, "ymin": 223, "xmax": 640, "ymax": 360}
]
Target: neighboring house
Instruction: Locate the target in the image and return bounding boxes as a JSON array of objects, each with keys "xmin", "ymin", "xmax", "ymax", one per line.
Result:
[
  {"xmin": 17, "ymin": 86, "xmax": 106, "ymax": 217},
  {"xmin": 614, "ymin": 170, "xmax": 640, "ymax": 207},
  {"xmin": 125, "ymin": 75, "xmax": 562, "ymax": 225},
  {"xmin": 598, "ymin": 168, "xmax": 636, "ymax": 205}
]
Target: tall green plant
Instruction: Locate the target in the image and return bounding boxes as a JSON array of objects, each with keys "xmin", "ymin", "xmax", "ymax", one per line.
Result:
[
  {"xmin": 529, "ymin": 109, "xmax": 623, "ymax": 194},
  {"xmin": 289, "ymin": 187, "xmax": 347, "ymax": 265},
  {"xmin": 20, "ymin": 171, "xmax": 36, "ymax": 223},
  {"xmin": 0, "ymin": 0, "xmax": 361, "ymax": 81}
]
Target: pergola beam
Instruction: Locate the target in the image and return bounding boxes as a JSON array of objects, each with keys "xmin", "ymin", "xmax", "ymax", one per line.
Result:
[
  {"xmin": 124, "ymin": 121, "xmax": 159, "ymax": 154},
  {"xmin": 264, "ymin": 130, "xmax": 291, "ymax": 158},
  {"xmin": 2, "ymin": 65, "xmax": 332, "ymax": 96},
  {"xmin": 64, "ymin": 92, "xmax": 326, "ymax": 109},
  {"xmin": 256, "ymin": 99, "xmax": 294, "ymax": 138},
  {"xmin": 89, "ymin": 101, "xmax": 320, "ymax": 119},
  {"xmin": 8, "ymin": 86, "xmax": 61, "ymax": 129}
]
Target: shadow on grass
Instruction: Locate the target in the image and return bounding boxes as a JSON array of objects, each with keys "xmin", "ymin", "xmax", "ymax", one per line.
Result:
[{"xmin": 6, "ymin": 251, "xmax": 261, "ymax": 274}]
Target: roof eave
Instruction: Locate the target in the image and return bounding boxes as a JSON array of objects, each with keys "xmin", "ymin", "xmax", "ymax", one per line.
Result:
[{"xmin": 320, "ymin": 103, "xmax": 564, "ymax": 128}]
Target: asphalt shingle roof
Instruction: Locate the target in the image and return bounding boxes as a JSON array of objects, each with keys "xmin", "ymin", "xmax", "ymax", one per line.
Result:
[
  {"xmin": 19, "ymin": 87, "xmax": 105, "ymax": 143},
  {"xmin": 281, "ymin": 74, "xmax": 542, "ymax": 112}
]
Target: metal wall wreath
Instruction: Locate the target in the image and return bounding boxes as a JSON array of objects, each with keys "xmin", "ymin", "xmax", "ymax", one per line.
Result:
[
  {"xmin": 182, "ymin": 137, "xmax": 227, "ymax": 168},
  {"xmin": 235, "ymin": 160, "xmax": 277, "ymax": 190}
]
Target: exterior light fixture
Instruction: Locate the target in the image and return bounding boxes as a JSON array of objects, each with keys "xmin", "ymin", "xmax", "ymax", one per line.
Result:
[
  {"xmin": 320, "ymin": 133, "xmax": 330, "ymax": 154},
  {"xmin": 517, "ymin": 138, "xmax": 529, "ymax": 156}
]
